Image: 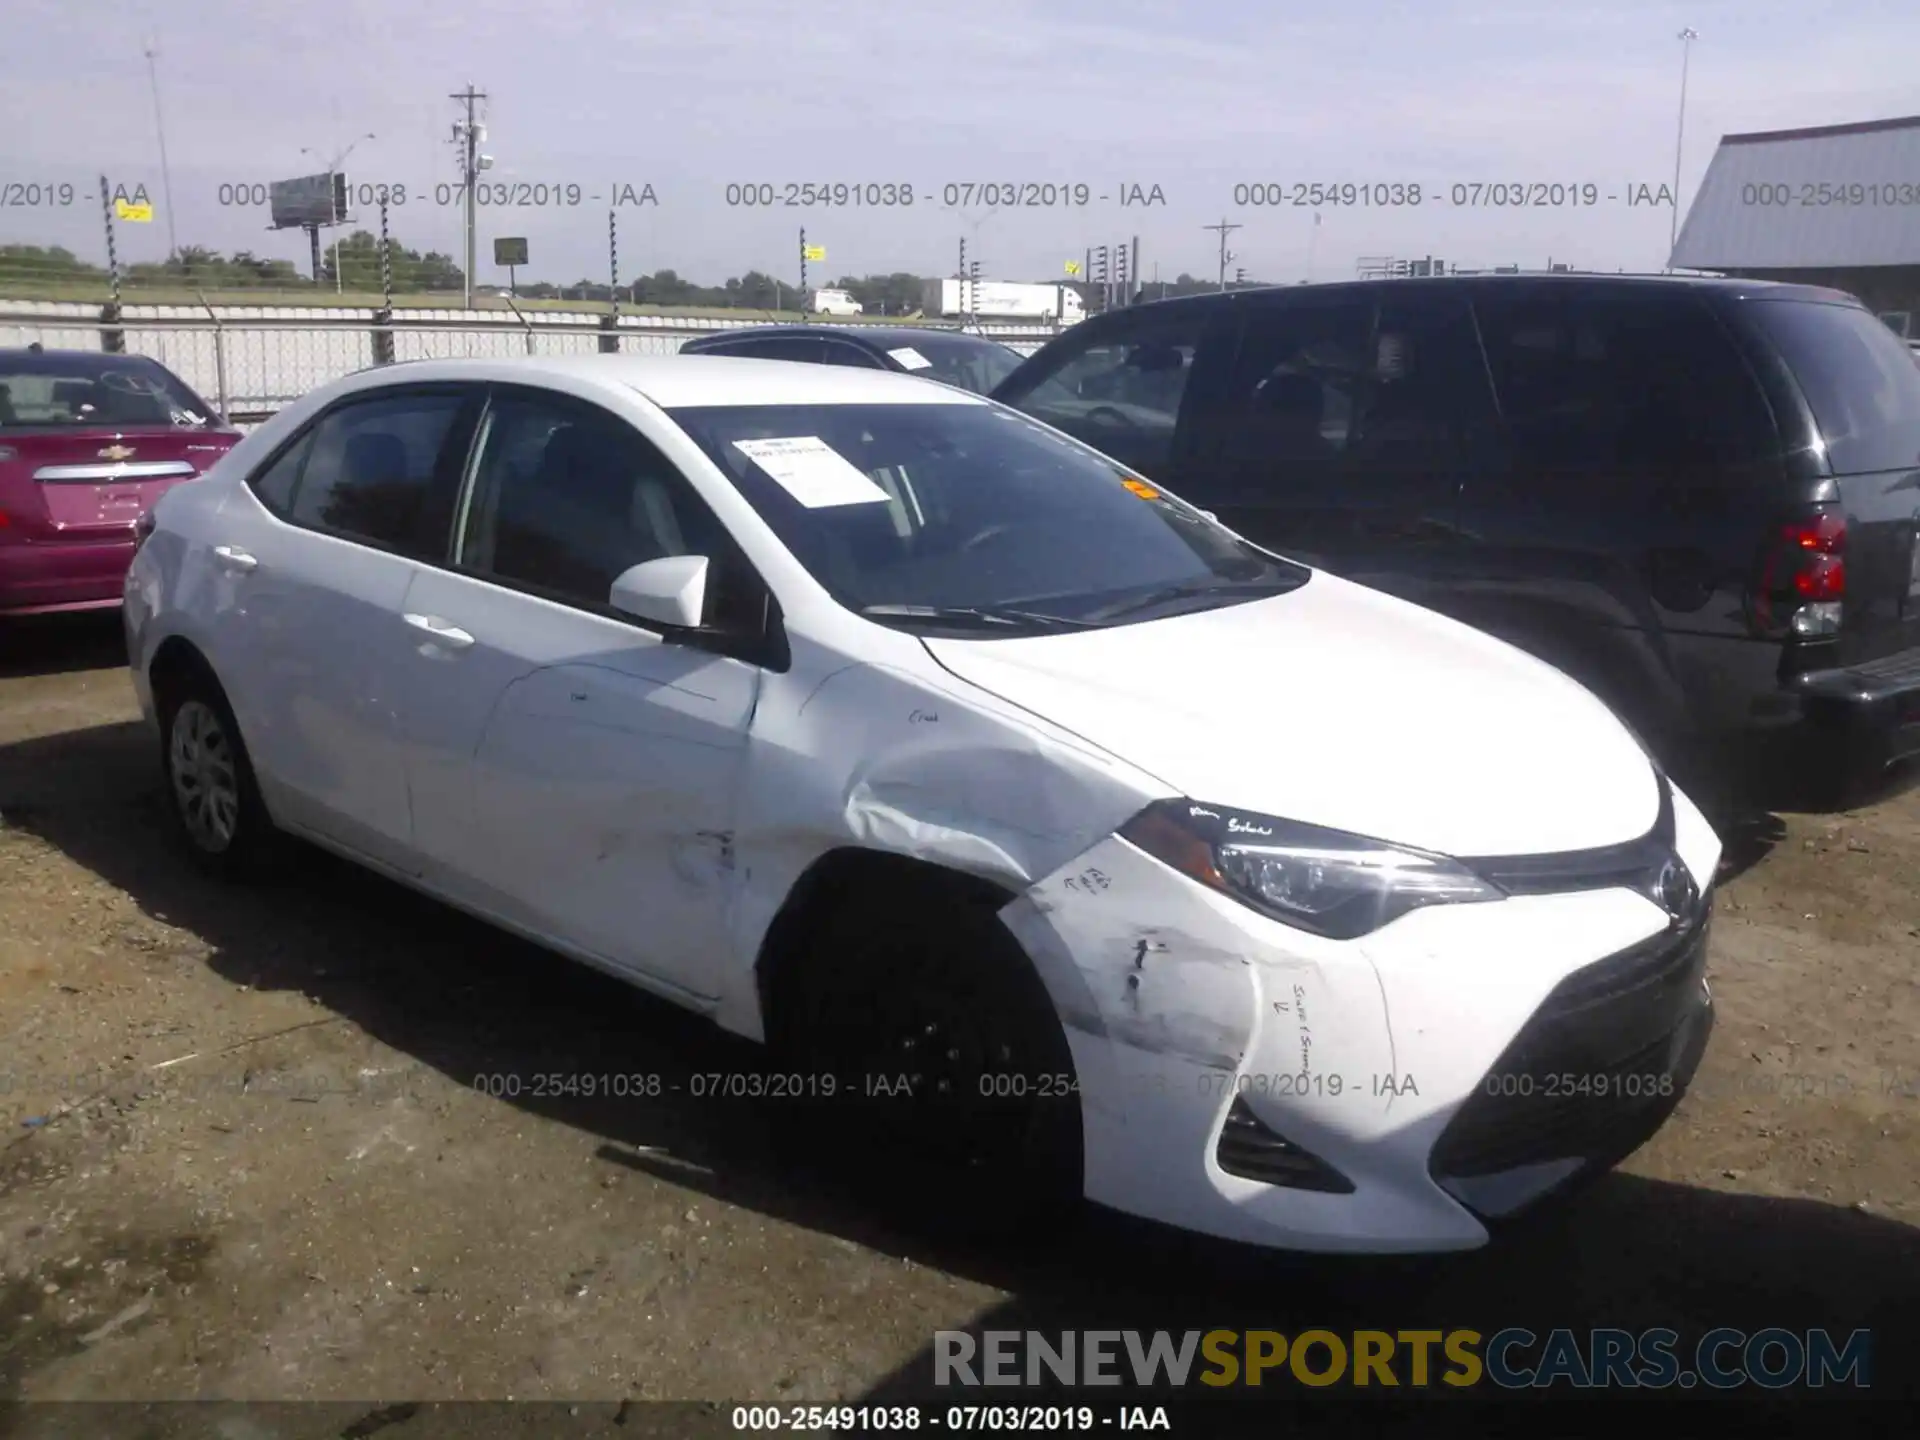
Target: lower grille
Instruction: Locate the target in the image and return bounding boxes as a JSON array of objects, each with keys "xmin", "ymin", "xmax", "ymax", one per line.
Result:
[{"xmin": 1430, "ymin": 907, "xmax": 1713, "ymax": 1188}]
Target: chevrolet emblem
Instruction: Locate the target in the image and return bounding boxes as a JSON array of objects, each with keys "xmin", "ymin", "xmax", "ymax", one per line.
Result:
[{"xmin": 99, "ymin": 444, "xmax": 136, "ymax": 461}]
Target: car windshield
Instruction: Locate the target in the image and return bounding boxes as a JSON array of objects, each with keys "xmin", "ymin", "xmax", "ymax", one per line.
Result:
[
  {"xmin": 0, "ymin": 353, "xmax": 220, "ymax": 431},
  {"xmin": 666, "ymin": 400, "xmax": 1309, "ymax": 634},
  {"xmin": 884, "ymin": 334, "xmax": 1025, "ymax": 395}
]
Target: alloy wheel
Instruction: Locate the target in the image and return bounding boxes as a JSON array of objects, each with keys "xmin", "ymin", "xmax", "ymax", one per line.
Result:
[{"xmin": 168, "ymin": 699, "xmax": 241, "ymax": 853}]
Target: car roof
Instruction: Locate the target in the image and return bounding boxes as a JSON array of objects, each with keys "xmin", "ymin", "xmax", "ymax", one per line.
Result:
[
  {"xmin": 0, "ymin": 347, "xmax": 171, "ymax": 364},
  {"xmin": 336, "ymin": 353, "xmax": 987, "ymax": 408},
  {"xmin": 1099, "ymin": 272, "xmax": 1864, "ymax": 320},
  {"xmin": 684, "ymin": 324, "xmax": 1007, "ymax": 351}
]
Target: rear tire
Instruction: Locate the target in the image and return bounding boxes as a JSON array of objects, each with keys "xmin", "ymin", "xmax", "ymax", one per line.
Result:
[
  {"xmin": 772, "ymin": 886, "xmax": 1084, "ymax": 1239},
  {"xmin": 156, "ymin": 670, "xmax": 282, "ymax": 879}
]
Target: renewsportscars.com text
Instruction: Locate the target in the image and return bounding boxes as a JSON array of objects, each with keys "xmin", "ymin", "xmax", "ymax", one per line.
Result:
[{"xmin": 933, "ymin": 1328, "xmax": 1871, "ymax": 1390}]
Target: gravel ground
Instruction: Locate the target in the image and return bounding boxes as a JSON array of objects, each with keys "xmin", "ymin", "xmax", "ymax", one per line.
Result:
[{"xmin": 1, "ymin": 612, "xmax": 1916, "ymax": 1430}]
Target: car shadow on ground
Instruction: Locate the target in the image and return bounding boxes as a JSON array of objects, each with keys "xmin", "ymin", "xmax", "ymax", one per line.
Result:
[
  {"xmin": 1, "ymin": 719, "xmax": 1914, "ymax": 1423},
  {"xmin": 0, "ymin": 612, "xmax": 127, "ymax": 680}
]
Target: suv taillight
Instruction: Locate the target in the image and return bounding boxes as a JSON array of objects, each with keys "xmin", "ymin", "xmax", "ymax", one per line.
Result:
[{"xmin": 1753, "ymin": 509, "xmax": 1845, "ymax": 638}]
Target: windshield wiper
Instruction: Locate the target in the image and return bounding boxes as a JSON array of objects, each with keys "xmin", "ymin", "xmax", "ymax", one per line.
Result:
[
  {"xmin": 1080, "ymin": 574, "xmax": 1300, "ymax": 623},
  {"xmin": 858, "ymin": 603, "xmax": 1099, "ymax": 631}
]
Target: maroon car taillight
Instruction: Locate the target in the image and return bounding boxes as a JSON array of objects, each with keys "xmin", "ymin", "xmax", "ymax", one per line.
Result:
[{"xmin": 1752, "ymin": 509, "xmax": 1846, "ymax": 639}]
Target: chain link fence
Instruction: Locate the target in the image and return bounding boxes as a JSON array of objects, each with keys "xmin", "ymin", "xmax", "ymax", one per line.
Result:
[{"xmin": 0, "ymin": 302, "xmax": 1058, "ymax": 427}]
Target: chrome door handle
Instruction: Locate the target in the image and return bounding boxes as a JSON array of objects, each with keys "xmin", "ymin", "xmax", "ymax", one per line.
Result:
[
  {"xmin": 402, "ymin": 613, "xmax": 475, "ymax": 649},
  {"xmin": 211, "ymin": 545, "xmax": 258, "ymax": 573}
]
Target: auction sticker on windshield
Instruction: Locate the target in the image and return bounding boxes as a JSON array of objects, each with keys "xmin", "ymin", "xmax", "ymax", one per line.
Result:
[
  {"xmin": 887, "ymin": 346, "xmax": 933, "ymax": 371},
  {"xmin": 732, "ymin": 436, "xmax": 892, "ymax": 508}
]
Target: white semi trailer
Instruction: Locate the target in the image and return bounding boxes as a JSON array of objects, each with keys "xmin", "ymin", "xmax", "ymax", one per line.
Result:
[{"xmin": 920, "ymin": 278, "xmax": 1084, "ymax": 323}]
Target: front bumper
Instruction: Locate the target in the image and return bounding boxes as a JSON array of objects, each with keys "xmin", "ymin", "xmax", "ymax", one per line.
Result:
[
  {"xmin": 0, "ymin": 538, "xmax": 136, "ymax": 614},
  {"xmin": 998, "ymin": 782, "xmax": 1722, "ymax": 1253},
  {"xmin": 1791, "ymin": 647, "xmax": 1920, "ymax": 768}
]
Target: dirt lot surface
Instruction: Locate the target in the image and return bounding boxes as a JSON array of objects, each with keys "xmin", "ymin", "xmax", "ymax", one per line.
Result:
[{"xmin": 1, "ymin": 613, "xmax": 1916, "ymax": 1431}]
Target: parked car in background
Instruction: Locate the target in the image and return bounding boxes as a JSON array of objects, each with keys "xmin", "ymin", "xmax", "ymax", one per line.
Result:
[
  {"xmin": 992, "ymin": 276, "xmax": 1920, "ymax": 805},
  {"xmin": 124, "ymin": 353, "xmax": 1720, "ymax": 1254},
  {"xmin": 679, "ymin": 324, "xmax": 1024, "ymax": 396},
  {"xmin": 1, "ymin": 348, "xmax": 242, "ymax": 616}
]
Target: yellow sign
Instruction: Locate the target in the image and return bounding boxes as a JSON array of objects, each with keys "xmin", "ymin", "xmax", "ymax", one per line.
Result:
[
  {"xmin": 802, "ymin": 245, "xmax": 826, "ymax": 262},
  {"xmin": 115, "ymin": 199, "xmax": 154, "ymax": 223},
  {"xmin": 1065, "ymin": 260, "xmax": 1082, "ymax": 275}
]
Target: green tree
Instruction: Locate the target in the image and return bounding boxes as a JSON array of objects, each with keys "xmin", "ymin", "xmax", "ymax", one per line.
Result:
[{"xmin": 321, "ymin": 230, "xmax": 466, "ymax": 293}]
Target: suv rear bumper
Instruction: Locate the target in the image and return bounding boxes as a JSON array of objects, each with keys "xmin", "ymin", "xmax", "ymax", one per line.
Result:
[{"xmin": 1791, "ymin": 647, "xmax": 1920, "ymax": 768}]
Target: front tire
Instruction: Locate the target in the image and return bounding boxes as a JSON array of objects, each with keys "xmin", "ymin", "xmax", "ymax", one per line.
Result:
[
  {"xmin": 157, "ymin": 674, "xmax": 281, "ymax": 878},
  {"xmin": 773, "ymin": 888, "xmax": 1084, "ymax": 1238}
]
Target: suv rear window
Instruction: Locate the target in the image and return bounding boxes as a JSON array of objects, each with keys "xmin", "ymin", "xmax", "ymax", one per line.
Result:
[{"xmin": 1747, "ymin": 300, "xmax": 1920, "ymax": 475}]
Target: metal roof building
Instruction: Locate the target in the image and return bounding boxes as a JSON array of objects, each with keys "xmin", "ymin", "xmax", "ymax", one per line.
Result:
[{"xmin": 1669, "ymin": 114, "xmax": 1920, "ymax": 334}]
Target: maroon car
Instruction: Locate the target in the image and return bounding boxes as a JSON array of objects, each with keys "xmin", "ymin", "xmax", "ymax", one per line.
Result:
[{"xmin": 0, "ymin": 348, "xmax": 243, "ymax": 615}]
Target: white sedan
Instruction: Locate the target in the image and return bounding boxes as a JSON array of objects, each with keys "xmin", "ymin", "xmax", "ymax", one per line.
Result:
[{"xmin": 124, "ymin": 354, "xmax": 1720, "ymax": 1252}]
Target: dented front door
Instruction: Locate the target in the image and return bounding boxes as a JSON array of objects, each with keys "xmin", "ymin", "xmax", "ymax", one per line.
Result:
[{"xmin": 395, "ymin": 564, "xmax": 758, "ymax": 999}]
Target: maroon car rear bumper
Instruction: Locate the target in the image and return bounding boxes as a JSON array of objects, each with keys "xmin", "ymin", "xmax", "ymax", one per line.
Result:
[{"xmin": 0, "ymin": 537, "xmax": 137, "ymax": 614}]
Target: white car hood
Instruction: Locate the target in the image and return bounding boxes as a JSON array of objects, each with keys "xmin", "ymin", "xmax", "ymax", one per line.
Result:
[{"xmin": 923, "ymin": 571, "xmax": 1662, "ymax": 859}]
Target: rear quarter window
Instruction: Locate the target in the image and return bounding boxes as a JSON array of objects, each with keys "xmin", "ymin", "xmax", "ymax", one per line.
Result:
[{"xmin": 1747, "ymin": 299, "xmax": 1920, "ymax": 475}]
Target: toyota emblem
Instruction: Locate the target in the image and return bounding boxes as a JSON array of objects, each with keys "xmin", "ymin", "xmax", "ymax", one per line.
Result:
[{"xmin": 1653, "ymin": 858, "xmax": 1699, "ymax": 920}]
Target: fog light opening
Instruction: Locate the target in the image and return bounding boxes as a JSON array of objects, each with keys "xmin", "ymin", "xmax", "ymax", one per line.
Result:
[{"xmin": 1215, "ymin": 1095, "xmax": 1355, "ymax": 1192}]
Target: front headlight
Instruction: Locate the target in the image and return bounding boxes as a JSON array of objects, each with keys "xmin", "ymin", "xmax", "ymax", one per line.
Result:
[{"xmin": 1118, "ymin": 799, "xmax": 1503, "ymax": 940}]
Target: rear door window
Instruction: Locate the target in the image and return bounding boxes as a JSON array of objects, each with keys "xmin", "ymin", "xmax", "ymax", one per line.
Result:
[
  {"xmin": 1746, "ymin": 299, "xmax": 1920, "ymax": 475},
  {"xmin": 1474, "ymin": 289, "xmax": 1780, "ymax": 472},
  {"xmin": 286, "ymin": 392, "xmax": 467, "ymax": 555},
  {"xmin": 1186, "ymin": 294, "xmax": 1377, "ymax": 500}
]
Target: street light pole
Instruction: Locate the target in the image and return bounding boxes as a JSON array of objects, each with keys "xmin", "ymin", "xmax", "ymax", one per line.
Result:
[
  {"xmin": 143, "ymin": 40, "xmax": 180, "ymax": 260},
  {"xmin": 1670, "ymin": 27, "xmax": 1698, "ymax": 267}
]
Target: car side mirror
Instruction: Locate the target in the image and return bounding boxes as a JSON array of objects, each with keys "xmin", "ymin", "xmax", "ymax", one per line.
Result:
[{"xmin": 610, "ymin": 555, "xmax": 708, "ymax": 629}]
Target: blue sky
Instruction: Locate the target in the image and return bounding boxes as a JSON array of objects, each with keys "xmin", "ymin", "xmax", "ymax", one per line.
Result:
[{"xmin": 5, "ymin": 0, "xmax": 1916, "ymax": 289}]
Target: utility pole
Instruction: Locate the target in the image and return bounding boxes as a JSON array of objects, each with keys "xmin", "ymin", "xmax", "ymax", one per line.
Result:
[
  {"xmin": 1203, "ymin": 218, "xmax": 1241, "ymax": 292},
  {"xmin": 450, "ymin": 85, "xmax": 489, "ymax": 308}
]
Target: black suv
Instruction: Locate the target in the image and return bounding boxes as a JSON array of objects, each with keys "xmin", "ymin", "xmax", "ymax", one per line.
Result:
[
  {"xmin": 991, "ymin": 276, "xmax": 1920, "ymax": 804},
  {"xmin": 679, "ymin": 324, "xmax": 1024, "ymax": 396}
]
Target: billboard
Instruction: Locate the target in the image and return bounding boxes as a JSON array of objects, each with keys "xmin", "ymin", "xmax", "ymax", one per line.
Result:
[
  {"xmin": 494, "ymin": 236, "xmax": 529, "ymax": 266},
  {"xmin": 269, "ymin": 172, "xmax": 350, "ymax": 229}
]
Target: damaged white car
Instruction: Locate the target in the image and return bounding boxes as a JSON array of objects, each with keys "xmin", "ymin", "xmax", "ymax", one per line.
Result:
[{"xmin": 124, "ymin": 354, "xmax": 1720, "ymax": 1253}]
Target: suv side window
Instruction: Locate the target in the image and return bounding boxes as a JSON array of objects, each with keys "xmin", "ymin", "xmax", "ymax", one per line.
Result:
[
  {"xmin": 994, "ymin": 308, "xmax": 1213, "ymax": 473},
  {"xmin": 1475, "ymin": 289, "xmax": 1778, "ymax": 471},
  {"xmin": 456, "ymin": 390, "xmax": 772, "ymax": 647},
  {"xmin": 284, "ymin": 392, "xmax": 466, "ymax": 554},
  {"xmin": 1188, "ymin": 295, "xmax": 1377, "ymax": 500},
  {"xmin": 1349, "ymin": 290, "xmax": 1501, "ymax": 473}
]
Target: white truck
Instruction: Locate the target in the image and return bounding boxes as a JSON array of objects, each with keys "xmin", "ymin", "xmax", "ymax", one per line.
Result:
[
  {"xmin": 920, "ymin": 278, "xmax": 1084, "ymax": 324},
  {"xmin": 810, "ymin": 287, "xmax": 863, "ymax": 316}
]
